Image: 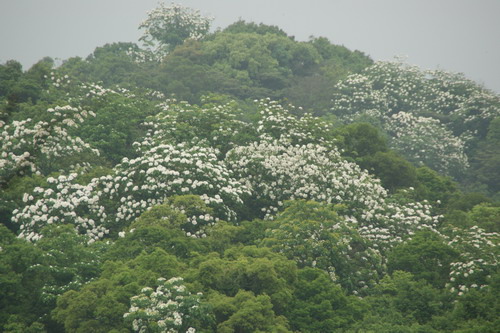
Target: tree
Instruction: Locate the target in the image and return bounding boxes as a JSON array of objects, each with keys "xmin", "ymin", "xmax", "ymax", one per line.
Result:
[
  {"xmin": 359, "ymin": 151, "xmax": 418, "ymax": 192},
  {"xmin": 331, "ymin": 60, "xmax": 500, "ymax": 181},
  {"xmin": 0, "ymin": 104, "xmax": 99, "ymax": 187},
  {"xmin": 387, "ymin": 231, "xmax": 459, "ymax": 288},
  {"xmin": 289, "ymin": 268, "xmax": 365, "ymax": 332},
  {"xmin": 261, "ymin": 200, "xmax": 384, "ymax": 294},
  {"xmin": 0, "ymin": 225, "xmax": 48, "ymax": 331},
  {"xmin": 139, "ymin": 2, "xmax": 212, "ymax": 60},
  {"xmin": 53, "ymin": 249, "xmax": 183, "ymax": 333},
  {"xmin": 336, "ymin": 122, "xmax": 388, "ymax": 159}
]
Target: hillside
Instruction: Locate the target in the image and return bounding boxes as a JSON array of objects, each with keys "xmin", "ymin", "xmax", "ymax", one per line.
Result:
[{"xmin": 0, "ymin": 3, "xmax": 499, "ymax": 332}]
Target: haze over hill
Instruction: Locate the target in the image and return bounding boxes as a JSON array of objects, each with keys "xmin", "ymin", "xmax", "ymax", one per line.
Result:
[{"xmin": 1, "ymin": 0, "xmax": 500, "ymax": 92}]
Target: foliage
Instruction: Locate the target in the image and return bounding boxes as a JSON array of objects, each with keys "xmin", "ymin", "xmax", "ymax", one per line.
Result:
[
  {"xmin": 262, "ymin": 200, "xmax": 384, "ymax": 294},
  {"xmin": 52, "ymin": 249, "xmax": 183, "ymax": 333},
  {"xmin": 387, "ymin": 231, "xmax": 459, "ymax": 288}
]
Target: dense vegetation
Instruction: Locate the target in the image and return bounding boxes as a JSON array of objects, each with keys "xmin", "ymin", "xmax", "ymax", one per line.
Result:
[{"xmin": 1, "ymin": 3, "xmax": 499, "ymax": 332}]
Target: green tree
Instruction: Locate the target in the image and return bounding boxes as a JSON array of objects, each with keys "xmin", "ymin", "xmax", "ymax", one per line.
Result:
[
  {"xmin": 261, "ymin": 200, "xmax": 384, "ymax": 293},
  {"xmin": 0, "ymin": 225, "xmax": 49, "ymax": 331},
  {"xmin": 212, "ymin": 290, "xmax": 291, "ymax": 333},
  {"xmin": 359, "ymin": 151, "xmax": 418, "ymax": 192},
  {"xmin": 337, "ymin": 122, "xmax": 388, "ymax": 159},
  {"xmin": 288, "ymin": 268, "xmax": 365, "ymax": 332},
  {"xmin": 387, "ymin": 231, "xmax": 459, "ymax": 288},
  {"xmin": 365, "ymin": 271, "xmax": 446, "ymax": 326},
  {"xmin": 53, "ymin": 249, "xmax": 183, "ymax": 333}
]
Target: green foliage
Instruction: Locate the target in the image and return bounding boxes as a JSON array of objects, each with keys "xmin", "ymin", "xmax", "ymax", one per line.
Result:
[
  {"xmin": 212, "ymin": 290, "xmax": 291, "ymax": 333},
  {"xmin": 414, "ymin": 166, "xmax": 459, "ymax": 206},
  {"xmin": 337, "ymin": 122, "xmax": 388, "ymax": 158},
  {"xmin": 0, "ymin": 60, "xmax": 23, "ymax": 98},
  {"xmin": 52, "ymin": 249, "xmax": 182, "ymax": 333},
  {"xmin": 0, "ymin": 225, "xmax": 48, "ymax": 330},
  {"xmin": 387, "ymin": 231, "xmax": 459, "ymax": 288},
  {"xmin": 288, "ymin": 268, "xmax": 365, "ymax": 332},
  {"xmin": 469, "ymin": 117, "xmax": 500, "ymax": 195},
  {"xmin": 223, "ymin": 20, "xmax": 290, "ymax": 37},
  {"xmin": 368, "ymin": 271, "xmax": 446, "ymax": 325},
  {"xmin": 360, "ymin": 151, "xmax": 418, "ymax": 192},
  {"xmin": 34, "ymin": 225, "xmax": 108, "ymax": 305}
]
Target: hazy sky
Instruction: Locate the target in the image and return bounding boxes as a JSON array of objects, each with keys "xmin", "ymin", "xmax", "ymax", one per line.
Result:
[{"xmin": 1, "ymin": 0, "xmax": 499, "ymax": 93}]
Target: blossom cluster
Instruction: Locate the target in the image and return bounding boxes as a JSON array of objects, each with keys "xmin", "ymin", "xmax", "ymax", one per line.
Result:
[
  {"xmin": 13, "ymin": 173, "xmax": 108, "ymax": 242},
  {"xmin": 0, "ymin": 105, "xmax": 98, "ymax": 184},
  {"xmin": 226, "ymin": 139, "xmax": 439, "ymax": 248},
  {"xmin": 386, "ymin": 111, "xmax": 469, "ymax": 176},
  {"xmin": 14, "ymin": 143, "xmax": 249, "ymax": 241},
  {"xmin": 124, "ymin": 277, "xmax": 205, "ymax": 333},
  {"xmin": 255, "ymin": 98, "xmax": 336, "ymax": 147},
  {"xmin": 44, "ymin": 71, "xmax": 72, "ymax": 89},
  {"xmin": 446, "ymin": 226, "xmax": 499, "ymax": 296},
  {"xmin": 331, "ymin": 60, "xmax": 499, "ymax": 176},
  {"xmin": 139, "ymin": 99, "xmax": 252, "ymax": 157}
]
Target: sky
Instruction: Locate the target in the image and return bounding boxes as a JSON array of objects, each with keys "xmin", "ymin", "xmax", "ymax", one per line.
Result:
[{"xmin": 1, "ymin": 0, "xmax": 499, "ymax": 93}]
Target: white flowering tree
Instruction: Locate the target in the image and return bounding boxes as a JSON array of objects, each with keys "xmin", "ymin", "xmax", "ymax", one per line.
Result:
[
  {"xmin": 124, "ymin": 277, "xmax": 211, "ymax": 333},
  {"xmin": 0, "ymin": 105, "xmax": 99, "ymax": 186},
  {"xmin": 226, "ymin": 139, "xmax": 439, "ymax": 248},
  {"xmin": 253, "ymin": 98, "xmax": 337, "ymax": 147},
  {"xmin": 13, "ymin": 142, "xmax": 250, "ymax": 242},
  {"xmin": 386, "ymin": 111, "xmax": 469, "ymax": 177},
  {"xmin": 12, "ymin": 98, "xmax": 442, "ymax": 247},
  {"xmin": 139, "ymin": 98, "xmax": 254, "ymax": 157},
  {"xmin": 139, "ymin": 2, "xmax": 212, "ymax": 60},
  {"xmin": 446, "ymin": 226, "xmax": 499, "ymax": 297},
  {"xmin": 331, "ymin": 60, "xmax": 500, "ymax": 177}
]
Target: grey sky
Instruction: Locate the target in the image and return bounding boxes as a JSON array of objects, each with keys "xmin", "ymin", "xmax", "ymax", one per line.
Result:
[{"xmin": 1, "ymin": 0, "xmax": 499, "ymax": 93}]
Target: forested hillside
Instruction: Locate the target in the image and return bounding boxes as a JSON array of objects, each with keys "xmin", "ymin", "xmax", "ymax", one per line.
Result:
[{"xmin": 0, "ymin": 3, "xmax": 499, "ymax": 332}]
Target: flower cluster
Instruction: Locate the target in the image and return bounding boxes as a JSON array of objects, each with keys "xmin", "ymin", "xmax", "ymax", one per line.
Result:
[
  {"xmin": 446, "ymin": 226, "xmax": 499, "ymax": 296},
  {"xmin": 386, "ymin": 111, "xmax": 469, "ymax": 177},
  {"xmin": 0, "ymin": 105, "xmax": 98, "ymax": 184},
  {"xmin": 226, "ymin": 139, "xmax": 439, "ymax": 248},
  {"xmin": 13, "ymin": 173, "xmax": 108, "ymax": 242},
  {"xmin": 14, "ymin": 142, "xmax": 249, "ymax": 241},
  {"xmin": 124, "ymin": 277, "xmax": 208, "ymax": 333},
  {"xmin": 139, "ymin": 99, "xmax": 252, "ymax": 157},
  {"xmin": 255, "ymin": 98, "xmax": 337, "ymax": 147},
  {"xmin": 44, "ymin": 71, "xmax": 72, "ymax": 88},
  {"xmin": 109, "ymin": 143, "xmax": 249, "ymax": 227},
  {"xmin": 331, "ymin": 60, "xmax": 500, "ymax": 176}
]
